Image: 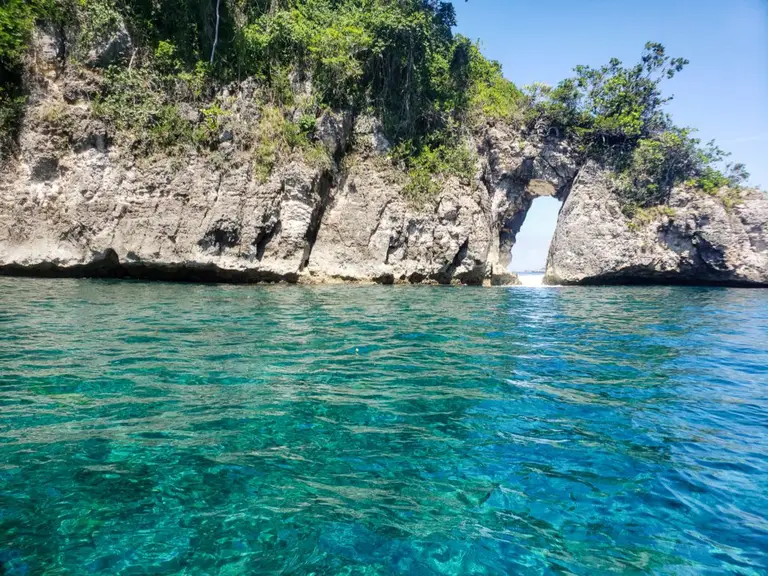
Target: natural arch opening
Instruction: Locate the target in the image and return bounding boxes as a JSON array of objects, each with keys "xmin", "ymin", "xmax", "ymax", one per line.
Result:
[
  {"xmin": 509, "ymin": 195, "xmax": 561, "ymax": 275},
  {"xmin": 488, "ymin": 147, "xmax": 578, "ymax": 286}
]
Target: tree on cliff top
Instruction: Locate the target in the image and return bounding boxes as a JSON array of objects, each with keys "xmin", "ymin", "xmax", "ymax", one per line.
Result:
[
  {"xmin": 0, "ymin": 0, "xmax": 749, "ymax": 207},
  {"xmin": 539, "ymin": 43, "xmax": 687, "ymax": 147},
  {"xmin": 532, "ymin": 42, "xmax": 748, "ymax": 208}
]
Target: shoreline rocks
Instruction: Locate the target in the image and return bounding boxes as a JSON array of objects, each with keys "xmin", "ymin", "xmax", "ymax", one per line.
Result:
[
  {"xmin": 2, "ymin": 42, "xmax": 765, "ymax": 287},
  {"xmin": 545, "ymin": 163, "xmax": 768, "ymax": 287}
]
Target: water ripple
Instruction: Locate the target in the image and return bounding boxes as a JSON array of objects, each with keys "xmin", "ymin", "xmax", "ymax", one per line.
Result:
[{"xmin": 0, "ymin": 279, "xmax": 767, "ymax": 574}]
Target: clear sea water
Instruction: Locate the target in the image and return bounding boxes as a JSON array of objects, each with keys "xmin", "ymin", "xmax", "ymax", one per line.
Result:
[{"xmin": 1, "ymin": 278, "xmax": 767, "ymax": 575}]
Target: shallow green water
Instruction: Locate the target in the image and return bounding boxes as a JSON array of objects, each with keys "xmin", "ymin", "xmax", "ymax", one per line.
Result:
[{"xmin": 1, "ymin": 279, "xmax": 767, "ymax": 575}]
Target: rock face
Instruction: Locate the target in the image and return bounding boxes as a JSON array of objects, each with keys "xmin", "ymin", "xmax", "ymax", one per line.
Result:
[
  {"xmin": 85, "ymin": 21, "xmax": 133, "ymax": 68},
  {"xmin": 0, "ymin": 72, "xmax": 575, "ymax": 284},
  {"xmin": 2, "ymin": 31, "xmax": 765, "ymax": 287},
  {"xmin": 545, "ymin": 163, "xmax": 768, "ymax": 286}
]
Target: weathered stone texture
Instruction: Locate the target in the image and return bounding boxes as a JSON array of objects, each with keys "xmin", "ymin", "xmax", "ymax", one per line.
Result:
[{"xmin": 545, "ymin": 163, "xmax": 768, "ymax": 286}]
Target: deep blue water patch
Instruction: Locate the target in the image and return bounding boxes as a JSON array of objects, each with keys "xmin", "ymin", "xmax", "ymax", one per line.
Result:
[{"xmin": 0, "ymin": 279, "xmax": 767, "ymax": 574}]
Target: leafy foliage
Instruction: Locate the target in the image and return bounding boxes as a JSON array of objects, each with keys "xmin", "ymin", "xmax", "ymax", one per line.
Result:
[
  {"xmin": 460, "ymin": 38, "xmax": 524, "ymax": 122},
  {"xmin": 396, "ymin": 133, "xmax": 476, "ymax": 204},
  {"xmin": 0, "ymin": 0, "xmax": 42, "ymax": 156},
  {"xmin": 692, "ymin": 162, "xmax": 749, "ymax": 194},
  {"xmin": 614, "ymin": 129, "xmax": 724, "ymax": 206},
  {"xmin": 1, "ymin": 0, "xmax": 752, "ymax": 209},
  {"xmin": 0, "ymin": 0, "xmax": 39, "ymax": 69},
  {"xmin": 92, "ymin": 67, "xmax": 194, "ymax": 154},
  {"xmin": 531, "ymin": 42, "xmax": 750, "ymax": 207},
  {"xmin": 532, "ymin": 42, "xmax": 688, "ymax": 147},
  {"xmin": 74, "ymin": 0, "xmax": 123, "ymax": 59},
  {"xmin": 4, "ymin": 0, "xmax": 517, "ymax": 164},
  {"xmin": 251, "ymin": 104, "xmax": 330, "ymax": 182},
  {"xmin": 234, "ymin": 0, "xmax": 469, "ymax": 143},
  {"xmin": 0, "ymin": 91, "xmax": 25, "ymax": 156}
]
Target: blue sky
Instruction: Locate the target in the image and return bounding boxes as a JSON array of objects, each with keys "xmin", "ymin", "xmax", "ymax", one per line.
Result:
[{"xmin": 449, "ymin": 0, "xmax": 768, "ymax": 270}]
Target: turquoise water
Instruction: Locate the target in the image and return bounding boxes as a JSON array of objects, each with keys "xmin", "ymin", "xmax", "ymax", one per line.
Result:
[{"xmin": 1, "ymin": 279, "xmax": 767, "ymax": 575}]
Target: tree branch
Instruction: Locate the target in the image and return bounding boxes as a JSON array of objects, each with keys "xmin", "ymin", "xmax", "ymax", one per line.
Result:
[{"xmin": 210, "ymin": 0, "xmax": 221, "ymax": 65}]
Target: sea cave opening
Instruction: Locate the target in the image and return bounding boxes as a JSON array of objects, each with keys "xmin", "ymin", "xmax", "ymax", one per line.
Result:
[{"xmin": 509, "ymin": 195, "xmax": 561, "ymax": 280}]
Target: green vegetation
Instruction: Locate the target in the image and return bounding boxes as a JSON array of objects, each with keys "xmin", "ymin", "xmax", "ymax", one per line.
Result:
[
  {"xmin": 397, "ymin": 134, "xmax": 476, "ymax": 203},
  {"xmin": 0, "ymin": 1, "xmax": 751, "ymax": 207},
  {"xmin": 529, "ymin": 42, "xmax": 750, "ymax": 209},
  {"xmin": 0, "ymin": 0, "xmax": 37, "ymax": 67},
  {"xmin": 251, "ymin": 104, "xmax": 330, "ymax": 182},
  {"xmin": 1, "ymin": 0, "xmax": 519, "ymax": 161},
  {"xmin": 74, "ymin": 0, "xmax": 123, "ymax": 60},
  {"xmin": 624, "ymin": 204, "xmax": 676, "ymax": 230},
  {"xmin": 0, "ymin": 0, "xmax": 41, "ymax": 155},
  {"xmin": 90, "ymin": 67, "xmax": 190, "ymax": 153}
]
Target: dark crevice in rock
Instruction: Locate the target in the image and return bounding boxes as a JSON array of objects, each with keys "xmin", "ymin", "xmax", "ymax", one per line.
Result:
[
  {"xmin": 517, "ymin": 157, "xmax": 537, "ymax": 181},
  {"xmin": 434, "ymin": 238, "xmax": 469, "ymax": 284},
  {"xmin": 554, "ymin": 178, "xmax": 575, "ymax": 203},
  {"xmin": 407, "ymin": 271, "xmax": 426, "ymax": 284},
  {"xmin": 480, "ymin": 165, "xmax": 493, "ymax": 196},
  {"xmin": 300, "ymin": 172, "xmax": 334, "ymax": 271},
  {"xmin": 198, "ymin": 219, "xmax": 241, "ymax": 255},
  {"xmin": 368, "ymin": 198, "xmax": 395, "ymax": 247},
  {"xmin": 254, "ymin": 220, "xmax": 281, "ymax": 261},
  {"xmin": 30, "ymin": 156, "xmax": 60, "ymax": 181},
  {"xmin": 384, "ymin": 240, "xmax": 397, "ymax": 265},
  {"xmin": 451, "ymin": 238, "xmax": 470, "ymax": 266},
  {"xmin": 695, "ymin": 235, "xmax": 729, "ymax": 272}
]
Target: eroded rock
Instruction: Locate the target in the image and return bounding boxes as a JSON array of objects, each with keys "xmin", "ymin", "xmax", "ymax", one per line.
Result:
[
  {"xmin": 86, "ymin": 22, "xmax": 133, "ymax": 68},
  {"xmin": 545, "ymin": 162, "xmax": 768, "ymax": 286},
  {"xmin": 3, "ymin": 61, "xmax": 765, "ymax": 286}
]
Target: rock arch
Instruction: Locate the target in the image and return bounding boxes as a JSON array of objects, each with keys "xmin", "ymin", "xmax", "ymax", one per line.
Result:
[{"xmin": 477, "ymin": 127, "xmax": 579, "ymax": 280}]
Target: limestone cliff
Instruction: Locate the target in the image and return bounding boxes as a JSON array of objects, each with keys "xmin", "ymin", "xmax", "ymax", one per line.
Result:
[
  {"xmin": 1, "ymin": 30, "xmax": 766, "ymax": 287},
  {"xmin": 545, "ymin": 163, "xmax": 768, "ymax": 286},
  {"xmin": 0, "ymin": 40, "xmax": 576, "ymax": 285}
]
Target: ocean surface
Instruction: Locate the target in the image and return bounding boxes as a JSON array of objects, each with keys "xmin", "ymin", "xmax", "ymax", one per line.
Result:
[{"xmin": 1, "ymin": 278, "xmax": 767, "ymax": 575}]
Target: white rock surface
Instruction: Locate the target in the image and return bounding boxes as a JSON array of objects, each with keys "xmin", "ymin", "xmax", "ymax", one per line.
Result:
[
  {"xmin": 545, "ymin": 163, "xmax": 768, "ymax": 286},
  {"xmin": 0, "ymin": 90, "xmax": 573, "ymax": 285}
]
